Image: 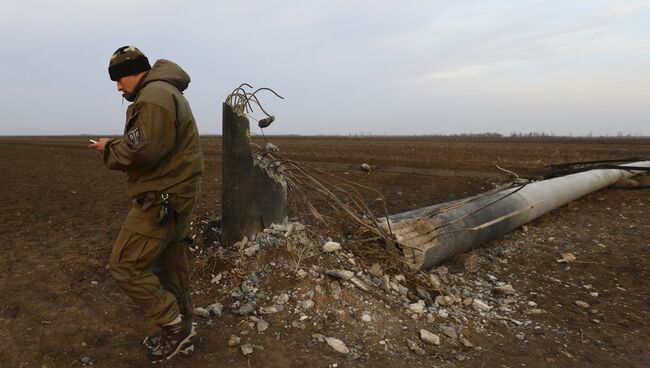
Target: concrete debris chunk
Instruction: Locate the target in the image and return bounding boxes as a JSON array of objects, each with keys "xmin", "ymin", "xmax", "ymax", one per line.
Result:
[
  {"xmin": 296, "ymin": 269, "xmax": 308, "ymax": 279},
  {"xmin": 440, "ymin": 325, "xmax": 458, "ymax": 340},
  {"xmin": 207, "ymin": 302, "xmax": 224, "ymax": 317},
  {"xmin": 330, "ymin": 281, "xmax": 342, "ymax": 299},
  {"xmin": 416, "ymin": 287, "xmax": 431, "ymax": 301},
  {"xmin": 325, "ymin": 337, "xmax": 350, "ymax": 354},
  {"xmin": 326, "ymin": 269, "xmax": 354, "ymax": 281},
  {"xmin": 276, "ymin": 293, "xmax": 290, "ymax": 304},
  {"xmin": 228, "ymin": 334, "xmax": 241, "ymax": 346},
  {"xmin": 493, "ymin": 284, "xmax": 516, "ymax": 295},
  {"xmin": 322, "ymin": 241, "xmax": 341, "ymax": 252},
  {"xmin": 380, "ymin": 275, "xmax": 391, "ymax": 292},
  {"xmin": 369, "ymin": 263, "xmax": 383, "ymax": 277},
  {"xmin": 429, "ymin": 274, "xmax": 442, "ymax": 289},
  {"xmin": 260, "ymin": 305, "xmax": 282, "ymax": 315},
  {"xmin": 244, "ymin": 244, "xmax": 261, "ymax": 257},
  {"xmin": 406, "ymin": 338, "xmax": 426, "ymax": 356},
  {"xmin": 472, "ymin": 299, "xmax": 492, "ymax": 312},
  {"xmin": 460, "ymin": 337, "xmax": 473, "ymax": 348},
  {"xmin": 349, "ymin": 276, "xmax": 371, "ymax": 292},
  {"xmin": 300, "ymin": 300, "xmax": 315, "ymax": 310},
  {"xmin": 236, "ymin": 302, "xmax": 256, "ymax": 315},
  {"xmin": 193, "ymin": 307, "xmax": 210, "ymax": 318},
  {"xmin": 251, "ymin": 316, "xmax": 269, "ymax": 332},
  {"xmin": 240, "ymin": 343, "xmax": 254, "ymax": 355},
  {"xmin": 409, "ymin": 301, "xmax": 426, "ymax": 314},
  {"xmin": 419, "ymin": 329, "xmax": 440, "ymax": 345}
]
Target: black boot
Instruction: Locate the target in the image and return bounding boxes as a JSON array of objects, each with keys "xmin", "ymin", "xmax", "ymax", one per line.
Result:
[{"xmin": 149, "ymin": 316, "xmax": 196, "ymax": 363}]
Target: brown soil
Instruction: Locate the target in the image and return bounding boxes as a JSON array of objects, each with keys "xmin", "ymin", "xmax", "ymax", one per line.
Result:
[{"xmin": 0, "ymin": 136, "xmax": 648, "ymax": 368}]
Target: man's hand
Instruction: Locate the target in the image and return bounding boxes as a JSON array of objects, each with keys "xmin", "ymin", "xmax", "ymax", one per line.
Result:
[{"xmin": 89, "ymin": 138, "xmax": 110, "ymax": 154}]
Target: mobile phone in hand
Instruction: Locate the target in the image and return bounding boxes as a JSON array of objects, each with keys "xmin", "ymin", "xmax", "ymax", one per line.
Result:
[{"xmin": 89, "ymin": 139, "xmax": 98, "ymax": 144}]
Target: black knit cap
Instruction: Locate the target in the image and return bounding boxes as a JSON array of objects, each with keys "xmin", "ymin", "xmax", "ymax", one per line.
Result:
[{"xmin": 108, "ymin": 46, "xmax": 151, "ymax": 81}]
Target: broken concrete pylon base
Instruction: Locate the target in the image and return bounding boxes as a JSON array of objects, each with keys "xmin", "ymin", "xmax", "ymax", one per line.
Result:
[{"xmin": 221, "ymin": 102, "xmax": 287, "ymax": 247}]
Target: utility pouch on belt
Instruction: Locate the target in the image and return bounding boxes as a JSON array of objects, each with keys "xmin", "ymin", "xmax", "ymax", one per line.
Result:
[{"xmin": 157, "ymin": 193, "xmax": 175, "ymax": 225}]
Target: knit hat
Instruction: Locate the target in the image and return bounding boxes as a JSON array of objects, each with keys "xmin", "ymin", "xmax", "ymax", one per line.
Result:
[{"xmin": 108, "ymin": 46, "xmax": 151, "ymax": 81}]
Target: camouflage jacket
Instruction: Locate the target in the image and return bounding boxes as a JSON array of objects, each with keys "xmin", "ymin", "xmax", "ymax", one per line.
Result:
[{"xmin": 103, "ymin": 60, "xmax": 204, "ymax": 200}]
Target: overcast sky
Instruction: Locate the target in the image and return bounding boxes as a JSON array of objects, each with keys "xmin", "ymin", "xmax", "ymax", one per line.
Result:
[{"xmin": 1, "ymin": 0, "xmax": 649, "ymax": 136}]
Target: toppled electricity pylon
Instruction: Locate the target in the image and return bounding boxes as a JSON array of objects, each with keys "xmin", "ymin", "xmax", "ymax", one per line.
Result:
[
  {"xmin": 379, "ymin": 161, "xmax": 650, "ymax": 270},
  {"xmin": 221, "ymin": 84, "xmax": 287, "ymax": 247}
]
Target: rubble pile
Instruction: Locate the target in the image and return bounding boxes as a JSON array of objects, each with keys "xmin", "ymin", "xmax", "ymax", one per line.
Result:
[{"xmin": 185, "ymin": 219, "xmax": 576, "ymax": 364}]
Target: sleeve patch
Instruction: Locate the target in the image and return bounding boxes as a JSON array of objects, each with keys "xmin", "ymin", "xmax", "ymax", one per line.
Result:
[{"xmin": 126, "ymin": 126, "xmax": 143, "ymax": 145}]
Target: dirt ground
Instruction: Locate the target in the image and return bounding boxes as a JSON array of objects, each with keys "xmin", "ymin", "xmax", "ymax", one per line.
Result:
[{"xmin": 0, "ymin": 136, "xmax": 649, "ymax": 368}]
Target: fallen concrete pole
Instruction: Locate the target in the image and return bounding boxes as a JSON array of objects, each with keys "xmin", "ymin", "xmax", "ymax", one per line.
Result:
[{"xmin": 379, "ymin": 161, "xmax": 650, "ymax": 270}]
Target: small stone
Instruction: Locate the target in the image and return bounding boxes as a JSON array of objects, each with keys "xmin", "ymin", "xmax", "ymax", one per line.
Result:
[
  {"xmin": 369, "ymin": 263, "xmax": 383, "ymax": 277},
  {"xmin": 193, "ymin": 307, "xmax": 210, "ymax": 318},
  {"xmin": 419, "ymin": 329, "xmax": 440, "ymax": 345},
  {"xmin": 330, "ymin": 281, "xmax": 342, "ymax": 299},
  {"xmin": 429, "ymin": 274, "xmax": 442, "ymax": 289},
  {"xmin": 472, "ymin": 299, "xmax": 492, "ymax": 312},
  {"xmin": 416, "ymin": 287, "xmax": 431, "ymax": 301},
  {"xmin": 323, "ymin": 241, "xmax": 341, "ymax": 252},
  {"xmin": 515, "ymin": 333, "xmax": 525, "ymax": 341},
  {"xmin": 276, "ymin": 293, "xmax": 290, "ymax": 304},
  {"xmin": 349, "ymin": 276, "xmax": 371, "ymax": 292},
  {"xmin": 457, "ymin": 354, "xmax": 466, "ymax": 361},
  {"xmin": 325, "ymin": 269, "xmax": 354, "ymax": 281},
  {"xmin": 409, "ymin": 301, "xmax": 425, "ymax": 314},
  {"xmin": 244, "ymin": 244, "xmax": 260, "ymax": 257},
  {"xmin": 493, "ymin": 284, "xmax": 516, "ymax": 295},
  {"xmin": 241, "ymin": 343, "xmax": 254, "ymax": 355},
  {"xmin": 589, "ymin": 292, "xmax": 599, "ymax": 297},
  {"xmin": 360, "ymin": 163, "xmax": 371, "ymax": 172},
  {"xmin": 301, "ymin": 300, "xmax": 315, "ymax": 309},
  {"xmin": 234, "ymin": 237, "xmax": 247, "ymax": 249},
  {"xmin": 80, "ymin": 357, "xmax": 95, "ymax": 366},
  {"xmin": 251, "ymin": 317, "xmax": 269, "ymax": 332},
  {"xmin": 397, "ymin": 284, "xmax": 409, "ymax": 296},
  {"xmin": 557, "ymin": 252, "xmax": 576, "ymax": 263},
  {"xmin": 438, "ymin": 309, "xmax": 449, "ymax": 318},
  {"xmin": 435, "ymin": 295, "xmax": 448, "ymax": 306},
  {"xmin": 527, "ymin": 301, "xmax": 537, "ymax": 307},
  {"xmin": 207, "ymin": 302, "xmax": 223, "ymax": 317},
  {"xmin": 296, "ymin": 269, "xmax": 308, "ymax": 279},
  {"xmin": 260, "ymin": 305, "xmax": 281, "ymax": 315},
  {"xmin": 228, "ymin": 334, "xmax": 241, "ymax": 346},
  {"xmin": 236, "ymin": 302, "xmax": 256, "ymax": 315},
  {"xmin": 440, "ymin": 325, "xmax": 458, "ymax": 340},
  {"xmin": 210, "ymin": 273, "xmax": 222, "ymax": 284},
  {"xmin": 460, "ymin": 337, "xmax": 473, "ymax": 348},
  {"xmin": 406, "ymin": 338, "xmax": 426, "ymax": 356},
  {"xmin": 325, "ymin": 337, "xmax": 350, "ymax": 354},
  {"xmin": 380, "ymin": 275, "xmax": 391, "ymax": 292},
  {"xmin": 574, "ymin": 300, "xmax": 590, "ymax": 309},
  {"xmin": 361, "ymin": 313, "xmax": 372, "ymax": 323}
]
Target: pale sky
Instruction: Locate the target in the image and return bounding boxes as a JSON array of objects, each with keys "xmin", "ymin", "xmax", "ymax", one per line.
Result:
[{"xmin": 1, "ymin": 0, "xmax": 649, "ymax": 136}]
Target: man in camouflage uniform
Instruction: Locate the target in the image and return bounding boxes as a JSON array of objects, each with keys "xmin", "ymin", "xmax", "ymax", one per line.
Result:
[{"xmin": 89, "ymin": 46, "xmax": 203, "ymax": 363}]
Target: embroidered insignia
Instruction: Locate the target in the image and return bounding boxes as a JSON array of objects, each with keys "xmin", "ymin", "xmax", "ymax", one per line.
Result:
[{"xmin": 126, "ymin": 127, "xmax": 143, "ymax": 145}]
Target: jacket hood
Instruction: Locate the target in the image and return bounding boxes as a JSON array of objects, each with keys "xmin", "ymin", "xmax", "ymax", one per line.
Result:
[{"xmin": 124, "ymin": 59, "xmax": 190, "ymax": 101}]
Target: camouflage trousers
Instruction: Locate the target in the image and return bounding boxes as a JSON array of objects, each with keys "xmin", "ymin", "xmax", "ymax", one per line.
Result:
[{"xmin": 109, "ymin": 192, "xmax": 197, "ymax": 326}]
